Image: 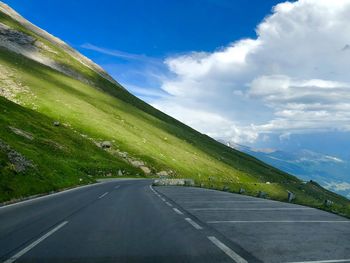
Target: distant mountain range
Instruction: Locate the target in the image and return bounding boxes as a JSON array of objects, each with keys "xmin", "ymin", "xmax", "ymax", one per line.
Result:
[{"xmin": 221, "ymin": 141, "xmax": 350, "ymax": 199}]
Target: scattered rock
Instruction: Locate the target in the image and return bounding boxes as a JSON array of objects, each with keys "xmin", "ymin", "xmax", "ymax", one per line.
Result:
[
  {"xmin": 130, "ymin": 160, "xmax": 144, "ymax": 167},
  {"xmin": 118, "ymin": 169, "xmax": 123, "ymax": 176},
  {"xmin": 324, "ymin": 199, "xmax": 334, "ymax": 207},
  {"xmin": 287, "ymin": 191, "xmax": 295, "ymax": 202},
  {"xmin": 239, "ymin": 188, "xmax": 245, "ymax": 194},
  {"xmin": 258, "ymin": 191, "xmax": 267, "ymax": 198},
  {"xmin": 156, "ymin": 170, "xmax": 169, "ymax": 177},
  {"xmin": 118, "ymin": 151, "xmax": 128, "ymax": 158},
  {"xmin": 223, "ymin": 185, "xmax": 230, "ymax": 191},
  {"xmin": 101, "ymin": 141, "xmax": 111, "ymax": 149},
  {"xmin": 140, "ymin": 166, "xmax": 151, "ymax": 174},
  {"xmin": 153, "ymin": 178, "xmax": 194, "ymax": 186},
  {"xmin": 53, "ymin": 121, "xmax": 60, "ymax": 127},
  {"xmin": 0, "ymin": 139, "xmax": 34, "ymax": 173}
]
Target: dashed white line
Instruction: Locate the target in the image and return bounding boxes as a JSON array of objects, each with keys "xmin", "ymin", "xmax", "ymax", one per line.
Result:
[
  {"xmin": 165, "ymin": 202, "xmax": 173, "ymax": 207},
  {"xmin": 161, "ymin": 198, "xmax": 166, "ymax": 201},
  {"xmin": 98, "ymin": 192, "xmax": 109, "ymax": 199},
  {"xmin": 190, "ymin": 207, "xmax": 313, "ymax": 211},
  {"xmin": 286, "ymin": 259, "xmax": 350, "ymax": 263},
  {"xmin": 185, "ymin": 218, "xmax": 202, "ymax": 230},
  {"xmin": 114, "ymin": 185, "xmax": 120, "ymax": 189},
  {"xmin": 4, "ymin": 221, "xmax": 68, "ymax": 263},
  {"xmin": 208, "ymin": 236, "xmax": 247, "ymax": 263},
  {"xmin": 173, "ymin": 208, "xmax": 184, "ymax": 215},
  {"xmin": 207, "ymin": 220, "xmax": 350, "ymax": 224}
]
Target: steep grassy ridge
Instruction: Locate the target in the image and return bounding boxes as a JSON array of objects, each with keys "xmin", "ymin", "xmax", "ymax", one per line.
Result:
[
  {"xmin": 0, "ymin": 96, "xmax": 140, "ymax": 202},
  {"xmin": 0, "ymin": 3, "xmax": 349, "ymax": 217}
]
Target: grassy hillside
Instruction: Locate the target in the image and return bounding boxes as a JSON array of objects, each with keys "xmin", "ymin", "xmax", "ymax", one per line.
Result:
[
  {"xmin": 0, "ymin": 96, "xmax": 142, "ymax": 202},
  {"xmin": 0, "ymin": 4, "xmax": 349, "ymax": 217}
]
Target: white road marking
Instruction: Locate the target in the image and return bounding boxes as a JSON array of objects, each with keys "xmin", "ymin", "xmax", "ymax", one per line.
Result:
[
  {"xmin": 173, "ymin": 208, "xmax": 183, "ymax": 215},
  {"xmin": 181, "ymin": 200, "xmax": 269, "ymax": 203},
  {"xmin": 286, "ymin": 259, "xmax": 350, "ymax": 263},
  {"xmin": 98, "ymin": 192, "xmax": 109, "ymax": 199},
  {"xmin": 191, "ymin": 207, "xmax": 313, "ymax": 211},
  {"xmin": 207, "ymin": 220, "xmax": 350, "ymax": 224},
  {"xmin": 114, "ymin": 185, "xmax": 120, "ymax": 189},
  {"xmin": 0, "ymin": 183, "xmax": 101, "ymax": 210},
  {"xmin": 185, "ymin": 218, "xmax": 202, "ymax": 230},
  {"xmin": 208, "ymin": 236, "xmax": 247, "ymax": 263},
  {"xmin": 161, "ymin": 198, "xmax": 166, "ymax": 201},
  {"xmin": 165, "ymin": 202, "xmax": 173, "ymax": 207},
  {"xmin": 4, "ymin": 221, "xmax": 68, "ymax": 263}
]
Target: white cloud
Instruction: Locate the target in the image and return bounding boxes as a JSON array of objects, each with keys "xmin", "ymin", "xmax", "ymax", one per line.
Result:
[
  {"xmin": 152, "ymin": 0, "xmax": 350, "ymax": 144},
  {"xmin": 324, "ymin": 181, "xmax": 350, "ymax": 192}
]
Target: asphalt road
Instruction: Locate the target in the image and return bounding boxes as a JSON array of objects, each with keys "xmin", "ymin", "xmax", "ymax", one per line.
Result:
[
  {"xmin": 0, "ymin": 179, "xmax": 349, "ymax": 263},
  {"xmin": 156, "ymin": 186, "xmax": 350, "ymax": 263}
]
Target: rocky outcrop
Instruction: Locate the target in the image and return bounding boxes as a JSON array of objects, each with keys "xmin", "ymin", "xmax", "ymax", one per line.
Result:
[
  {"xmin": 0, "ymin": 3, "xmax": 121, "ymax": 87},
  {"xmin": 0, "ymin": 139, "xmax": 34, "ymax": 173}
]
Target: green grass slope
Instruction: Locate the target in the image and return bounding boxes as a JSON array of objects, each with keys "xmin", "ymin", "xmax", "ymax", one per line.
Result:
[
  {"xmin": 0, "ymin": 4, "xmax": 349, "ymax": 217},
  {"xmin": 0, "ymin": 96, "xmax": 141, "ymax": 202}
]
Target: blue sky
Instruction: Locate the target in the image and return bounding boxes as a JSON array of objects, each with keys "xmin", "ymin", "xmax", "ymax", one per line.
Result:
[
  {"xmin": 5, "ymin": 0, "xmax": 282, "ymax": 99},
  {"xmin": 5, "ymin": 0, "xmax": 350, "ymax": 163},
  {"xmin": 5, "ymin": 0, "xmax": 281, "ymax": 56}
]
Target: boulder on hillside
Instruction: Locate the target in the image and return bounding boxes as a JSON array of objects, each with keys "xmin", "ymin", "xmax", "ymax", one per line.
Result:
[
  {"xmin": 156, "ymin": 170, "xmax": 169, "ymax": 177},
  {"xmin": 130, "ymin": 160, "xmax": 144, "ymax": 167},
  {"xmin": 101, "ymin": 141, "xmax": 111, "ymax": 149},
  {"xmin": 140, "ymin": 166, "xmax": 151, "ymax": 174}
]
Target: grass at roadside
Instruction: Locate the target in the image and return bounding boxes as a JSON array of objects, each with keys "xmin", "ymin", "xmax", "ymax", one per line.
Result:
[
  {"xmin": 0, "ymin": 97, "xmax": 142, "ymax": 202},
  {"xmin": 0, "ymin": 6, "xmax": 349, "ymax": 218}
]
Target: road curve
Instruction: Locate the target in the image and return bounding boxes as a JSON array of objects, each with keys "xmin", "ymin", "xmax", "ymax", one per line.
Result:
[
  {"xmin": 0, "ymin": 179, "xmax": 256, "ymax": 263},
  {"xmin": 0, "ymin": 179, "xmax": 349, "ymax": 263}
]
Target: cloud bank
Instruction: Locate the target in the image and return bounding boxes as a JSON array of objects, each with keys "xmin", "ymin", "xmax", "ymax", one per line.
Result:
[{"xmin": 152, "ymin": 0, "xmax": 350, "ymax": 143}]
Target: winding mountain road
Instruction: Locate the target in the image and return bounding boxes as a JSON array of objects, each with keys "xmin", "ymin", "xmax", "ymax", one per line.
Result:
[{"xmin": 0, "ymin": 179, "xmax": 349, "ymax": 263}]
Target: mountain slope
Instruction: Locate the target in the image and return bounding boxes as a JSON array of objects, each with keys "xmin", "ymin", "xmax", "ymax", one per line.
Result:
[
  {"xmin": 0, "ymin": 2, "xmax": 349, "ymax": 217},
  {"xmin": 225, "ymin": 142, "xmax": 350, "ymax": 199}
]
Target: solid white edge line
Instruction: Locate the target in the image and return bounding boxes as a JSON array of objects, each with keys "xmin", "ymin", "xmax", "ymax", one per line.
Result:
[
  {"xmin": 185, "ymin": 218, "xmax": 202, "ymax": 230},
  {"xmin": 182, "ymin": 200, "xmax": 268, "ymax": 203},
  {"xmin": 98, "ymin": 192, "xmax": 109, "ymax": 199},
  {"xmin": 286, "ymin": 259, "xmax": 350, "ymax": 263},
  {"xmin": 173, "ymin": 208, "xmax": 183, "ymax": 215},
  {"xmin": 165, "ymin": 202, "xmax": 173, "ymax": 207},
  {"xmin": 207, "ymin": 220, "xmax": 350, "ymax": 224},
  {"xmin": 191, "ymin": 207, "xmax": 313, "ymax": 211},
  {"xmin": 4, "ymin": 221, "xmax": 68, "ymax": 263},
  {"xmin": 208, "ymin": 236, "xmax": 247, "ymax": 263},
  {"xmin": 0, "ymin": 183, "xmax": 101, "ymax": 210}
]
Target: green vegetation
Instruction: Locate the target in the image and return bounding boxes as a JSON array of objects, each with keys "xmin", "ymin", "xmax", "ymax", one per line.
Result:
[
  {"xmin": 0, "ymin": 96, "xmax": 141, "ymax": 202},
  {"xmin": 0, "ymin": 7, "xmax": 349, "ymax": 217}
]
